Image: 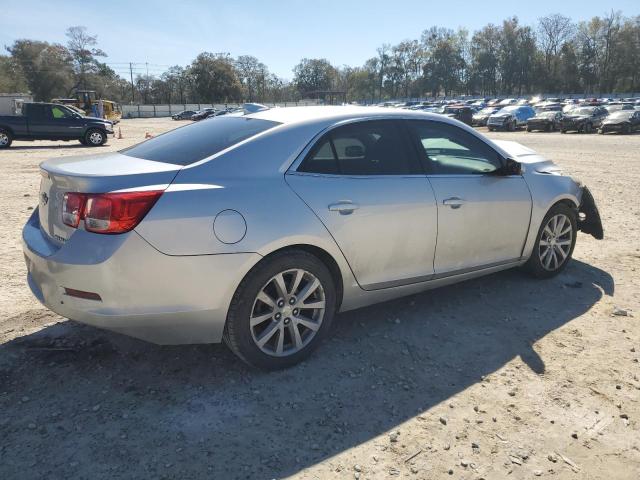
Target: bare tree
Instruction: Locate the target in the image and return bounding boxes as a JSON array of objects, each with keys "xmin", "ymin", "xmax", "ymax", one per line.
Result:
[{"xmin": 65, "ymin": 26, "xmax": 106, "ymax": 92}]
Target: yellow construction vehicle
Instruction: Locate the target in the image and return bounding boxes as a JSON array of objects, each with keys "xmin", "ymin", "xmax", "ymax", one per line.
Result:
[{"xmin": 52, "ymin": 90, "xmax": 122, "ymax": 123}]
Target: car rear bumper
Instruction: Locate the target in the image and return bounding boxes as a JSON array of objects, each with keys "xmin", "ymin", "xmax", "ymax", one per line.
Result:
[
  {"xmin": 22, "ymin": 209, "xmax": 261, "ymax": 344},
  {"xmin": 599, "ymin": 124, "xmax": 624, "ymax": 133},
  {"xmin": 561, "ymin": 121, "xmax": 584, "ymax": 131},
  {"xmin": 527, "ymin": 121, "xmax": 550, "ymax": 130}
]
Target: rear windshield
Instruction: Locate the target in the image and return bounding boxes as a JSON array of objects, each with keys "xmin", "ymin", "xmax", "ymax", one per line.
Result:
[{"xmin": 121, "ymin": 117, "xmax": 280, "ymax": 165}]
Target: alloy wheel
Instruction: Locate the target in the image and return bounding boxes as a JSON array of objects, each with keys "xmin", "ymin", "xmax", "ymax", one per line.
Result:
[
  {"xmin": 538, "ymin": 214, "xmax": 573, "ymax": 271},
  {"xmin": 89, "ymin": 132, "xmax": 103, "ymax": 145},
  {"xmin": 249, "ymin": 269, "xmax": 325, "ymax": 357},
  {"xmin": 0, "ymin": 133, "xmax": 8, "ymax": 146}
]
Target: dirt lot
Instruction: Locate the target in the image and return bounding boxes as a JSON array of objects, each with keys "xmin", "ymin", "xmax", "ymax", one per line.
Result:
[{"xmin": 0, "ymin": 117, "xmax": 638, "ymax": 480}]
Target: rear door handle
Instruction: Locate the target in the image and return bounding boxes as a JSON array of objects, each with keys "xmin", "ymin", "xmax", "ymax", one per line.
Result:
[
  {"xmin": 442, "ymin": 197, "xmax": 465, "ymax": 209},
  {"xmin": 328, "ymin": 201, "xmax": 359, "ymax": 215}
]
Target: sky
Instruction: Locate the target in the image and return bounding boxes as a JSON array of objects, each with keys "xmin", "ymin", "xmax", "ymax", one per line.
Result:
[{"xmin": 1, "ymin": 0, "xmax": 638, "ymax": 80}]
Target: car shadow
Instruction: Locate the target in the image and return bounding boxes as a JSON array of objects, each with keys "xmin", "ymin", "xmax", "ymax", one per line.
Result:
[
  {"xmin": 6, "ymin": 144, "xmax": 91, "ymax": 151},
  {"xmin": 0, "ymin": 259, "xmax": 613, "ymax": 479}
]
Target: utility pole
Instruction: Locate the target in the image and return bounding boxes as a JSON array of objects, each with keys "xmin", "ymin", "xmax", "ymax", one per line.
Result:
[
  {"xmin": 146, "ymin": 62, "xmax": 149, "ymax": 104},
  {"xmin": 129, "ymin": 62, "xmax": 135, "ymax": 104}
]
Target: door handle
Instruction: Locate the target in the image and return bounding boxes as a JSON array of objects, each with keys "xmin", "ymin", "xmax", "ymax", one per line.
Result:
[
  {"xmin": 442, "ymin": 197, "xmax": 465, "ymax": 209},
  {"xmin": 328, "ymin": 201, "xmax": 359, "ymax": 215}
]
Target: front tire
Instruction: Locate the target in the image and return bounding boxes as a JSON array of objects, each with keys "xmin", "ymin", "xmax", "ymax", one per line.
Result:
[
  {"xmin": 85, "ymin": 129, "xmax": 106, "ymax": 147},
  {"xmin": 0, "ymin": 129, "xmax": 13, "ymax": 148},
  {"xmin": 525, "ymin": 203, "xmax": 577, "ymax": 279},
  {"xmin": 224, "ymin": 250, "xmax": 337, "ymax": 369}
]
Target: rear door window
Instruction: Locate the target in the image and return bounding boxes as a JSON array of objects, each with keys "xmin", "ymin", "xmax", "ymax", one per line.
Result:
[
  {"xmin": 121, "ymin": 117, "xmax": 280, "ymax": 165},
  {"xmin": 298, "ymin": 120, "xmax": 419, "ymax": 175}
]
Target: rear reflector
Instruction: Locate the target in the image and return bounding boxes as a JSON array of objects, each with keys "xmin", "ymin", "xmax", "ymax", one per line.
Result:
[
  {"xmin": 62, "ymin": 190, "xmax": 163, "ymax": 234},
  {"xmin": 64, "ymin": 288, "xmax": 102, "ymax": 301}
]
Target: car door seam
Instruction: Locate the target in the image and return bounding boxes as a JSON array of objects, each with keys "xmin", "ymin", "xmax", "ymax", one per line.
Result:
[{"xmin": 283, "ymin": 173, "xmax": 365, "ymax": 291}]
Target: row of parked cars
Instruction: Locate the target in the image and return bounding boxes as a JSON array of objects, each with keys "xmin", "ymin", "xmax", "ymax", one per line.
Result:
[
  {"xmin": 172, "ymin": 107, "xmax": 241, "ymax": 121},
  {"xmin": 388, "ymin": 97, "xmax": 640, "ymax": 135}
]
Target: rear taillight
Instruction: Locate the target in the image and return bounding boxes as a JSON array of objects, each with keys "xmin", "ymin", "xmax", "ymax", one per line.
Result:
[
  {"xmin": 62, "ymin": 192, "xmax": 86, "ymax": 228},
  {"xmin": 62, "ymin": 190, "xmax": 163, "ymax": 234}
]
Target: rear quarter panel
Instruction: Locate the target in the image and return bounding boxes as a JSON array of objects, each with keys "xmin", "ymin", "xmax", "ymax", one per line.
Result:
[
  {"xmin": 134, "ymin": 122, "xmax": 361, "ymax": 304},
  {"xmin": 0, "ymin": 115, "xmax": 29, "ymax": 136}
]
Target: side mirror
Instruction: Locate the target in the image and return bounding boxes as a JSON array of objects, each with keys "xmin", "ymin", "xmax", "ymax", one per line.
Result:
[
  {"xmin": 344, "ymin": 145, "xmax": 364, "ymax": 158},
  {"xmin": 504, "ymin": 158, "xmax": 522, "ymax": 175}
]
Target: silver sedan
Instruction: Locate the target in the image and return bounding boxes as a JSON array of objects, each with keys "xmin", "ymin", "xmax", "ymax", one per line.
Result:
[{"xmin": 23, "ymin": 106, "xmax": 603, "ymax": 369}]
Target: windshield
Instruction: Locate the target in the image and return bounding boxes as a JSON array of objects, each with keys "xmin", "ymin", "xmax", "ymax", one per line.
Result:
[
  {"xmin": 477, "ymin": 107, "xmax": 497, "ymax": 115},
  {"xmin": 444, "ymin": 107, "xmax": 463, "ymax": 113},
  {"xmin": 121, "ymin": 117, "xmax": 281, "ymax": 165},
  {"xmin": 498, "ymin": 106, "xmax": 519, "ymax": 113},
  {"xmin": 536, "ymin": 112, "xmax": 557, "ymax": 118}
]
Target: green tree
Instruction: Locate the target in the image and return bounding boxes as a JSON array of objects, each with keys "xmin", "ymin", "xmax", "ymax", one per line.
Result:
[
  {"xmin": 6, "ymin": 40, "xmax": 74, "ymax": 101},
  {"xmin": 0, "ymin": 54, "xmax": 28, "ymax": 92},
  {"xmin": 292, "ymin": 58, "xmax": 336, "ymax": 97},
  {"xmin": 188, "ymin": 53, "xmax": 242, "ymax": 103}
]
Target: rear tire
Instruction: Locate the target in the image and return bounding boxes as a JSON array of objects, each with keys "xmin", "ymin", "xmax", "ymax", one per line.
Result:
[
  {"xmin": 84, "ymin": 129, "xmax": 106, "ymax": 147},
  {"xmin": 0, "ymin": 129, "xmax": 12, "ymax": 148},
  {"xmin": 224, "ymin": 250, "xmax": 337, "ymax": 370},
  {"xmin": 525, "ymin": 203, "xmax": 577, "ymax": 279}
]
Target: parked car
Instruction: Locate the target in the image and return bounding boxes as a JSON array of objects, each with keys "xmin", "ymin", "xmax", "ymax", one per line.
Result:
[
  {"xmin": 487, "ymin": 105, "xmax": 536, "ymax": 131},
  {"xmin": 560, "ymin": 106, "xmax": 608, "ymax": 133},
  {"xmin": 171, "ymin": 110, "xmax": 197, "ymax": 120},
  {"xmin": 442, "ymin": 105, "xmax": 473, "ymax": 125},
  {"xmin": 526, "ymin": 111, "xmax": 563, "ymax": 132},
  {"xmin": 472, "ymin": 107, "xmax": 500, "ymax": 126},
  {"xmin": 0, "ymin": 102, "xmax": 113, "ymax": 148},
  {"xmin": 534, "ymin": 102, "xmax": 563, "ymax": 112},
  {"xmin": 598, "ymin": 110, "xmax": 640, "ymax": 134},
  {"xmin": 604, "ymin": 103, "xmax": 634, "ymax": 114},
  {"xmin": 191, "ymin": 108, "xmax": 217, "ymax": 121},
  {"xmin": 23, "ymin": 106, "xmax": 603, "ymax": 369}
]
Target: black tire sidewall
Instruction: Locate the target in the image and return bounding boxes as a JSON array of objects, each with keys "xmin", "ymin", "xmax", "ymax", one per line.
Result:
[
  {"xmin": 224, "ymin": 251, "xmax": 337, "ymax": 369},
  {"xmin": 0, "ymin": 129, "xmax": 12, "ymax": 148},
  {"xmin": 526, "ymin": 203, "xmax": 577, "ymax": 279}
]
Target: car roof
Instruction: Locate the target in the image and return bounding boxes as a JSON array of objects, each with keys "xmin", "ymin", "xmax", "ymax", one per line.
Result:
[{"xmin": 246, "ymin": 105, "xmax": 457, "ymax": 127}]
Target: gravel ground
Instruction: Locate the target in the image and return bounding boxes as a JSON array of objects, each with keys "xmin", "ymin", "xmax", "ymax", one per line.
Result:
[{"xmin": 0, "ymin": 117, "xmax": 638, "ymax": 480}]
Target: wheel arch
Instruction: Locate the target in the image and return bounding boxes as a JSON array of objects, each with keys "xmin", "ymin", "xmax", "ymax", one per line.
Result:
[
  {"xmin": 0, "ymin": 125, "xmax": 15, "ymax": 136},
  {"xmin": 253, "ymin": 243, "xmax": 345, "ymax": 311}
]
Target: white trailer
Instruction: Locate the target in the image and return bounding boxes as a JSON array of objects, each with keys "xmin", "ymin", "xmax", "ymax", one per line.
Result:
[{"xmin": 0, "ymin": 93, "xmax": 33, "ymax": 116}]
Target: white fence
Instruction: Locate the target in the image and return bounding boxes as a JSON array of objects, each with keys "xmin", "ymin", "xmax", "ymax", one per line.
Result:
[{"xmin": 122, "ymin": 101, "xmax": 323, "ymax": 118}]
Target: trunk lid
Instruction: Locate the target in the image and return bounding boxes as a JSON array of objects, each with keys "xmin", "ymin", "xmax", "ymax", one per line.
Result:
[{"xmin": 38, "ymin": 152, "xmax": 181, "ymax": 246}]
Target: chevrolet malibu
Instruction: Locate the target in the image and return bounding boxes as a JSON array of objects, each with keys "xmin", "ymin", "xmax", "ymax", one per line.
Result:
[{"xmin": 23, "ymin": 107, "xmax": 603, "ymax": 369}]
